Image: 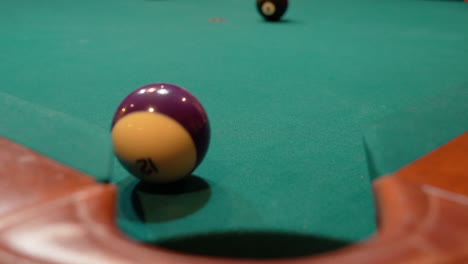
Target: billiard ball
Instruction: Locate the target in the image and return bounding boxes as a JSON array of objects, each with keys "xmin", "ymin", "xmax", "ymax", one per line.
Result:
[
  {"xmin": 111, "ymin": 83, "xmax": 210, "ymax": 184},
  {"xmin": 256, "ymin": 0, "xmax": 288, "ymax": 22}
]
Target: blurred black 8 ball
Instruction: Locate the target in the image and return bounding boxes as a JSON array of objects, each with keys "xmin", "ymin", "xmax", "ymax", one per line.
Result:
[{"xmin": 256, "ymin": 0, "xmax": 288, "ymax": 21}]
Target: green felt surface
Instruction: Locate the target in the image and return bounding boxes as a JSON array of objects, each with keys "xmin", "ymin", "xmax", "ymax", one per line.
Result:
[
  {"xmin": 0, "ymin": 93, "xmax": 113, "ymax": 181},
  {"xmin": 1, "ymin": 0, "xmax": 467, "ymax": 258},
  {"xmin": 365, "ymin": 85, "xmax": 468, "ymax": 180}
]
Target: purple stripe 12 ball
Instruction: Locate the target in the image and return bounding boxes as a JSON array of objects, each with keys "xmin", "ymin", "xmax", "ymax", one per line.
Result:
[{"xmin": 111, "ymin": 83, "xmax": 210, "ymax": 184}]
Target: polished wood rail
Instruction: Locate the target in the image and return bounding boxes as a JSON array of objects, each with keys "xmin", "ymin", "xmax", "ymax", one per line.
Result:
[{"xmin": 0, "ymin": 132, "xmax": 467, "ymax": 264}]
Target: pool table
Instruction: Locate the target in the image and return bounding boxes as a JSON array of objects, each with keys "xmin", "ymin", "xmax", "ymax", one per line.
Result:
[{"xmin": 0, "ymin": 0, "xmax": 467, "ymax": 263}]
